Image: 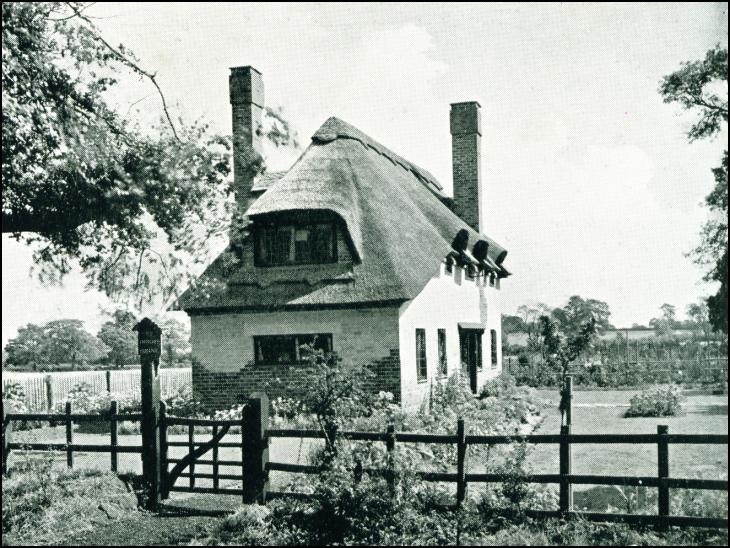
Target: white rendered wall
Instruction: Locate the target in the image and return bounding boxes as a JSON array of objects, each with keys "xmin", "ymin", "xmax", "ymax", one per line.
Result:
[{"xmin": 398, "ymin": 263, "xmax": 503, "ymax": 407}]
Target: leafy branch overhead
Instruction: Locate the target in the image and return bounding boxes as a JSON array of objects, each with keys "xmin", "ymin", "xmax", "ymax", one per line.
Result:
[
  {"xmin": 2, "ymin": 2, "xmax": 298, "ymax": 310},
  {"xmin": 660, "ymin": 44, "xmax": 728, "ymax": 334}
]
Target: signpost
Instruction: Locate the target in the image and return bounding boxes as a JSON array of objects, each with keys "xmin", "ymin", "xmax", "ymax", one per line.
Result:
[{"xmin": 133, "ymin": 317, "xmax": 162, "ymax": 509}]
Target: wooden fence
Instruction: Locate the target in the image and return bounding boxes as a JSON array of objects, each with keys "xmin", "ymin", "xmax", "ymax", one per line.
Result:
[
  {"xmin": 2, "ymin": 400, "xmax": 144, "ymax": 475},
  {"xmin": 2, "ymin": 395, "xmax": 727, "ymax": 530},
  {"xmin": 2, "ymin": 368, "xmax": 192, "ymax": 411}
]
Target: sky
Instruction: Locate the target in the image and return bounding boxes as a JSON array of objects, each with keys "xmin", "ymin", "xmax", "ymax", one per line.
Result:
[{"xmin": 2, "ymin": 2, "xmax": 728, "ymax": 345}]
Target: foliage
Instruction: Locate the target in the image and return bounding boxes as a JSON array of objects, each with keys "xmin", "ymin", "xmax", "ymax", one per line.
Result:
[
  {"xmin": 163, "ymin": 384, "xmax": 205, "ymax": 418},
  {"xmin": 295, "ymin": 345, "xmax": 374, "ymax": 454},
  {"xmin": 1, "ymin": 381, "xmax": 28, "ymax": 414},
  {"xmin": 2, "ymin": 2, "xmax": 298, "ymax": 308},
  {"xmin": 551, "ymin": 296, "xmax": 612, "ymax": 337},
  {"xmin": 660, "ymin": 45, "xmax": 728, "ymax": 334},
  {"xmin": 97, "ymin": 309, "xmax": 138, "ymax": 368},
  {"xmin": 153, "ymin": 314, "xmax": 192, "ymax": 367},
  {"xmin": 58, "ymin": 381, "xmax": 141, "ymax": 415},
  {"xmin": 4, "ymin": 318, "xmax": 109, "ymax": 370},
  {"xmin": 625, "ymin": 384, "xmax": 686, "ymax": 417},
  {"xmin": 2, "ymin": 455, "xmax": 138, "ymax": 546},
  {"xmin": 540, "ymin": 314, "xmax": 598, "ymax": 382}
]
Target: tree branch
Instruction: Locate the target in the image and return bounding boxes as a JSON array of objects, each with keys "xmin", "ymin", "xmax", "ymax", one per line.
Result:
[{"xmin": 63, "ymin": 2, "xmax": 180, "ymax": 141}]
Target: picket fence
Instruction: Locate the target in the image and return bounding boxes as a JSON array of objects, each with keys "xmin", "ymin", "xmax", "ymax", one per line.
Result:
[{"xmin": 1, "ymin": 368, "xmax": 192, "ymax": 410}]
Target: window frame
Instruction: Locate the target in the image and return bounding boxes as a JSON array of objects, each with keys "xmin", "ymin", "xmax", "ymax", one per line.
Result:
[
  {"xmin": 253, "ymin": 333, "xmax": 333, "ymax": 365},
  {"xmin": 437, "ymin": 328, "xmax": 448, "ymax": 377},
  {"xmin": 415, "ymin": 328, "xmax": 428, "ymax": 382},
  {"xmin": 490, "ymin": 329, "xmax": 498, "ymax": 368},
  {"xmin": 253, "ymin": 220, "xmax": 338, "ymax": 267}
]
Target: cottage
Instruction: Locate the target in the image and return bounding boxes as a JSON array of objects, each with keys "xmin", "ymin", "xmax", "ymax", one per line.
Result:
[{"xmin": 178, "ymin": 66, "xmax": 511, "ymax": 409}]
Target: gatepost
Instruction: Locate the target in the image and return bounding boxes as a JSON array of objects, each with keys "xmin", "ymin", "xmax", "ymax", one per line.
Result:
[{"xmin": 133, "ymin": 317, "xmax": 162, "ymax": 510}]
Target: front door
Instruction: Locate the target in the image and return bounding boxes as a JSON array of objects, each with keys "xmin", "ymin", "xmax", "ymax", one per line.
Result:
[{"xmin": 460, "ymin": 329, "xmax": 483, "ymax": 393}]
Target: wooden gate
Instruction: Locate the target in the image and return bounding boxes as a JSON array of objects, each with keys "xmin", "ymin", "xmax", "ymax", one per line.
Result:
[{"xmin": 158, "ymin": 395, "xmax": 269, "ymax": 503}]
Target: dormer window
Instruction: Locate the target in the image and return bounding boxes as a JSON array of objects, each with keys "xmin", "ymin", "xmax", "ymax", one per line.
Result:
[{"xmin": 255, "ymin": 221, "xmax": 337, "ymax": 266}]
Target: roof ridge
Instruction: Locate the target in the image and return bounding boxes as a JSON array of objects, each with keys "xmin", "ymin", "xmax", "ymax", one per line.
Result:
[{"xmin": 312, "ymin": 117, "xmax": 445, "ymax": 195}]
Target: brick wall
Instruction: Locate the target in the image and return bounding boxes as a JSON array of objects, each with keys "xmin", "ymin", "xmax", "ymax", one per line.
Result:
[
  {"xmin": 450, "ymin": 101, "xmax": 483, "ymax": 233},
  {"xmin": 230, "ymin": 66, "xmax": 264, "ymax": 215},
  {"xmin": 190, "ymin": 307, "xmax": 400, "ymax": 409}
]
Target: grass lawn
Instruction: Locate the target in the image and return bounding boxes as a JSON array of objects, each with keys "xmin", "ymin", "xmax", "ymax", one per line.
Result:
[
  {"xmin": 528, "ymin": 390, "xmax": 728, "ymax": 478},
  {"xmin": 61, "ymin": 515, "xmax": 220, "ymax": 546}
]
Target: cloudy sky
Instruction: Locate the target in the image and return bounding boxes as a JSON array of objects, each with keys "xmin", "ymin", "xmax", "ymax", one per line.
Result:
[{"xmin": 2, "ymin": 2, "xmax": 728, "ymax": 344}]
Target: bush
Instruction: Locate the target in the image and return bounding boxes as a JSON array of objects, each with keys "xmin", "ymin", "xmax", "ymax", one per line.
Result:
[
  {"xmin": 625, "ymin": 385, "xmax": 686, "ymax": 417},
  {"xmin": 164, "ymin": 384, "xmax": 205, "ymax": 417}
]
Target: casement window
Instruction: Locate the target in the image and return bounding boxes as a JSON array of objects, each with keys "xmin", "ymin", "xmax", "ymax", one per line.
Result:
[
  {"xmin": 255, "ymin": 222, "xmax": 337, "ymax": 266},
  {"xmin": 416, "ymin": 328, "xmax": 427, "ymax": 382},
  {"xmin": 490, "ymin": 329, "xmax": 498, "ymax": 368},
  {"xmin": 253, "ymin": 333, "xmax": 333, "ymax": 365},
  {"xmin": 437, "ymin": 329, "xmax": 448, "ymax": 377}
]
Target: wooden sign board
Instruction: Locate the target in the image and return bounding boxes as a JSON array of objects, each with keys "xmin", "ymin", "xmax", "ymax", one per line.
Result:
[{"xmin": 133, "ymin": 317, "xmax": 162, "ymax": 358}]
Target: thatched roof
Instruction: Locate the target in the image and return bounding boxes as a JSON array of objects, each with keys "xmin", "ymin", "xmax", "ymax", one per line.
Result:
[{"xmin": 178, "ymin": 117, "xmax": 509, "ymax": 313}]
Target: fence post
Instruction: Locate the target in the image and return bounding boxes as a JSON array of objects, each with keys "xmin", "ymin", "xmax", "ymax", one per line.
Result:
[
  {"xmin": 561, "ymin": 376, "xmax": 573, "ymax": 427},
  {"xmin": 241, "ymin": 393, "xmax": 269, "ymax": 504},
  {"xmin": 2, "ymin": 401, "xmax": 11, "ymax": 475},
  {"xmin": 110, "ymin": 400, "xmax": 118, "ymax": 473},
  {"xmin": 559, "ymin": 424, "xmax": 572, "ymax": 514},
  {"xmin": 657, "ymin": 425, "xmax": 670, "ymax": 530},
  {"xmin": 65, "ymin": 401, "xmax": 74, "ymax": 468},
  {"xmin": 106, "ymin": 370, "xmax": 112, "ymax": 393},
  {"xmin": 188, "ymin": 421, "xmax": 195, "ymax": 489},
  {"xmin": 45, "ymin": 375, "xmax": 54, "ymax": 412},
  {"xmin": 159, "ymin": 401, "xmax": 168, "ymax": 500},
  {"xmin": 354, "ymin": 459, "xmax": 363, "ymax": 484},
  {"xmin": 386, "ymin": 423, "xmax": 396, "ymax": 496},
  {"xmin": 456, "ymin": 417, "xmax": 467, "ymax": 505},
  {"xmin": 212, "ymin": 424, "xmax": 219, "ymax": 492},
  {"xmin": 134, "ymin": 317, "xmax": 162, "ymax": 510}
]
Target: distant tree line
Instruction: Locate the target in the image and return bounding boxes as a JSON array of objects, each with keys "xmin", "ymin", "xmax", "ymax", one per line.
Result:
[
  {"xmin": 503, "ymin": 296, "xmax": 721, "ymax": 352},
  {"xmin": 3, "ymin": 310, "xmax": 191, "ymax": 371}
]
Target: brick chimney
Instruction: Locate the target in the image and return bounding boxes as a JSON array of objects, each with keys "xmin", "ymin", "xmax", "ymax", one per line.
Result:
[
  {"xmin": 229, "ymin": 66, "xmax": 265, "ymax": 215},
  {"xmin": 450, "ymin": 101, "xmax": 483, "ymax": 233}
]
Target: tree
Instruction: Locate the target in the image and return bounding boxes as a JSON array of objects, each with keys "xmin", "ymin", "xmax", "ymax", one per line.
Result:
[
  {"xmin": 650, "ymin": 303, "xmax": 677, "ymax": 338},
  {"xmin": 40, "ymin": 319, "xmax": 109, "ymax": 368},
  {"xmin": 540, "ymin": 315, "xmax": 597, "ymax": 425},
  {"xmin": 4, "ymin": 323, "xmax": 46, "ymax": 370},
  {"xmin": 517, "ymin": 303, "xmax": 552, "ymax": 351},
  {"xmin": 154, "ymin": 315, "xmax": 191, "ymax": 367},
  {"xmin": 660, "ymin": 45, "xmax": 728, "ymax": 333},
  {"xmin": 686, "ymin": 300, "xmax": 713, "ymax": 340},
  {"xmin": 97, "ymin": 309, "xmax": 138, "ymax": 368},
  {"xmin": 551, "ymin": 296, "xmax": 612, "ymax": 338},
  {"xmin": 2, "ymin": 2, "xmax": 297, "ymax": 309}
]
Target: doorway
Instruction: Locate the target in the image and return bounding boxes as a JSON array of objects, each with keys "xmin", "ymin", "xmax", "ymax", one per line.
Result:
[{"xmin": 459, "ymin": 328, "xmax": 483, "ymax": 393}]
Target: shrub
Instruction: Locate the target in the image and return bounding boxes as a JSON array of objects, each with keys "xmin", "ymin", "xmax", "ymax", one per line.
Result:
[
  {"xmin": 164, "ymin": 384, "xmax": 205, "ymax": 417},
  {"xmin": 625, "ymin": 384, "xmax": 686, "ymax": 417},
  {"xmin": 2, "ymin": 382, "xmax": 28, "ymax": 414}
]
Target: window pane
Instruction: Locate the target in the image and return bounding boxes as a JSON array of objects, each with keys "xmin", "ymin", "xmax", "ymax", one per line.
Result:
[
  {"xmin": 490, "ymin": 329, "xmax": 498, "ymax": 368},
  {"xmin": 416, "ymin": 328, "xmax": 427, "ymax": 381},
  {"xmin": 311, "ymin": 223, "xmax": 335, "ymax": 262},
  {"xmin": 255, "ymin": 336, "xmax": 297, "ymax": 364},
  {"xmin": 273, "ymin": 227, "xmax": 292, "ymax": 264},
  {"xmin": 294, "ymin": 228, "xmax": 310, "ymax": 263},
  {"xmin": 438, "ymin": 329, "xmax": 447, "ymax": 376}
]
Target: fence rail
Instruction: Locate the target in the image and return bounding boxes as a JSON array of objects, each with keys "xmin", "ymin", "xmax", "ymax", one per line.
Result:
[
  {"xmin": 2, "ymin": 400, "xmax": 144, "ymax": 474},
  {"xmin": 2, "ymin": 395, "xmax": 728, "ymax": 531}
]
